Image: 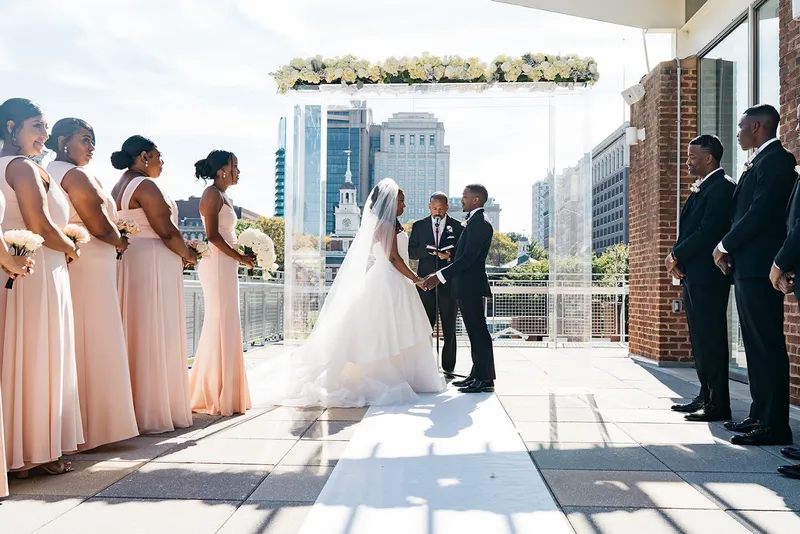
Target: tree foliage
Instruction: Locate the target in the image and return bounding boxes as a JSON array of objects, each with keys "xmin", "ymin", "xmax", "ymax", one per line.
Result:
[
  {"xmin": 488, "ymin": 232, "xmax": 518, "ymax": 266},
  {"xmin": 527, "ymin": 240, "xmax": 547, "ymax": 261},
  {"xmin": 236, "ymin": 217, "xmax": 285, "ymax": 266}
]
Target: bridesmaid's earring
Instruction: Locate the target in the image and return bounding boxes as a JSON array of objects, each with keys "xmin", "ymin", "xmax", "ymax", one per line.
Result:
[
  {"xmin": 145, "ymin": 159, "xmax": 149, "ymax": 168},
  {"xmin": 64, "ymin": 146, "xmax": 69, "ymax": 157}
]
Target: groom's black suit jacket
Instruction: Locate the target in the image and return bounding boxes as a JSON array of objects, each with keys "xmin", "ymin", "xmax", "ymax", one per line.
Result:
[{"xmin": 440, "ymin": 209, "xmax": 493, "ymax": 299}]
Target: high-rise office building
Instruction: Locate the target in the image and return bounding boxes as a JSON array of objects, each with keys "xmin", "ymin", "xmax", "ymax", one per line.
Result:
[
  {"xmin": 591, "ymin": 123, "xmax": 630, "ymax": 254},
  {"xmin": 531, "ymin": 180, "xmax": 549, "ymax": 248},
  {"xmin": 326, "ymin": 102, "xmax": 372, "ymax": 234},
  {"xmin": 275, "ymin": 117, "xmax": 286, "ymax": 217},
  {"xmin": 300, "ymin": 102, "xmax": 373, "ymax": 235},
  {"xmin": 373, "ymin": 112, "xmax": 450, "ymax": 222}
]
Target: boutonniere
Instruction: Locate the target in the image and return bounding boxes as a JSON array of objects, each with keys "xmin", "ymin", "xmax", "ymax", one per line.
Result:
[
  {"xmin": 446, "ymin": 225, "xmax": 453, "ymax": 233},
  {"xmin": 461, "ymin": 219, "xmax": 468, "ymax": 227},
  {"xmin": 690, "ymin": 179, "xmax": 701, "ymax": 193},
  {"xmin": 744, "ymin": 161, "xmax": 754, "ymax": 172},
  {"xmin": 795, "ymin": 165, "xmax": 800, "ymax": 177}
]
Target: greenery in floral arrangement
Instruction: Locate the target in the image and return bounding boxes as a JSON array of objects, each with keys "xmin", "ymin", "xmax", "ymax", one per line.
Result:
[{"xmin": 271, "ymin": 53, "xmax": 599, "ymax": 94}]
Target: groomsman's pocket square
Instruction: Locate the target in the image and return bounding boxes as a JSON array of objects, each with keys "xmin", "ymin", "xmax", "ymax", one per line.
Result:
[{"xmin": 447, "ymin": 235, "xmax": 455, "ymax": 239}]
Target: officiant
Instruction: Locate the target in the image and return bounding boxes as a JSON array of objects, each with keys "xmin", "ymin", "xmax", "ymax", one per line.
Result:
[{"xmin": 409, "ymin": 192, "xmax": 463, "ymax": 378}]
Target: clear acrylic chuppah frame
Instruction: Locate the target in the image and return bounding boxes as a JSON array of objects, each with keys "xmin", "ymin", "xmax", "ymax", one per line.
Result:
[{"xmin": 282, "ymin": 82, "xmax": 594, "ymax": 346}]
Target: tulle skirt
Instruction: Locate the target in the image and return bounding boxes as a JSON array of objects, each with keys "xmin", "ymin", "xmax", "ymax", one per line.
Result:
[{"xmin": 249, "ymin": 260, "xmax": 445, "ymax": 407}]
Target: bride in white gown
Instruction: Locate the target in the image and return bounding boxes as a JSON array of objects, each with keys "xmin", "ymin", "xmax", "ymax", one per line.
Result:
[{"xmin": 250, "ymin": 178, "xmax": 446, "ymax": 407}]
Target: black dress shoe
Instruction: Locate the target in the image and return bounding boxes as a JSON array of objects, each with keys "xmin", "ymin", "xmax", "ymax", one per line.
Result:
[
  {"xmin": 724, "ymin": 417, "xmax": 760, "ymax": 433},
  {"xmin": 443, "ymin": 371, "xmax": 457, "ymax": 380},
  {"xmin": 778, "ymin": 465, "xmax": 800, "ymax": 479},
  {"xmin": 458, "ymin": 379, "xmax": 494, "ymax": 393},
  {"xmin": 781, "ymin": 447, "xmax": 800, "ymax": 461},
  {"xmin": 671, "ymin": 398, "xmax": 704, "ymax": 413},
  {"xmin": 730, "ymin": 426, "xmax": 793, "ymax": 446},
  {"xmin": 452, "ymin": 376, "xmax": 474, "ymax": 388},
  {"xmin": 684, "ymin": 407, "xmax": 732, "ymax": 422}
]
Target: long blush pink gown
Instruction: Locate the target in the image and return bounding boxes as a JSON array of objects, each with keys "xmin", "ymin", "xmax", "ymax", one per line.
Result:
[
  {"xmin": 117, "ymin": 175, "xmax": 192, "ymax": 434},
  {"xmin": 0, "ymin": 156, "xmax": 83, "ymax": 471},
  {"xmin": 48, "ymin": 161, "xmax": 139, "ymax": 451},
  {"xmin": 190, "ymin": 202, "xmax": 251, "ymax": 416},
  {"xmin": 0, "ymin": 190, "xmax": 7, "ymax": 498}
]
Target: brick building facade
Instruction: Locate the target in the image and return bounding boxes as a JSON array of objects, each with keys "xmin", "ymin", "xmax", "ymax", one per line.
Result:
[{"xmin": 629, "ymin": 0, "xmax": 800, "ymax": 405}]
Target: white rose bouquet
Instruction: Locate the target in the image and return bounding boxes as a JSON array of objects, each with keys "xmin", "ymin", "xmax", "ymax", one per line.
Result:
[
  {"xmin": 3, "ymin": 229, "xmax": 43, "ymax": 289},
  {"xmin": 237, "ymin": 228, "xmax": 278, "ymax": 278},
  {"xmin": 116, "ymin": 220, "xmax": 140, "ymax": 259},
  {"xmin": 186, "ymin": 239, "xmax": 210, "ymax": 260},
  {"xmin": 63, "ymin": 224, "xmax": 90, "ymax": 245}
]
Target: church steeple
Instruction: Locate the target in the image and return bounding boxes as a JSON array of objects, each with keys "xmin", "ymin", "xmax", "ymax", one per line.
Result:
[{"xmin": 334, "ymin": 147, "xmax": 360, "ymax": 237}]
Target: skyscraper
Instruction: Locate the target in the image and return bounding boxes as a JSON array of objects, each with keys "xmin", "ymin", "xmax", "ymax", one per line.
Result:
[
  {"xmin": 373, "ymin": 112, "xmax": 450, "ymax": 222},
  {"xmin": 591, "ymin": 123, "xmax": 630, "ymax": 254},
  {"xmin": 326, "ymin": 102, "xmax": 372, "ymax": 234},
  {"xmin": 531, "ymin": 180, "xmax": 549, "ymax": 249},
  {"xmin": 274, "ymin": 117, "xmax": 286, "ymax": 217},
  {"xmin": 300, "ymin": 102, "xmax": 373, "ymax": 235}
]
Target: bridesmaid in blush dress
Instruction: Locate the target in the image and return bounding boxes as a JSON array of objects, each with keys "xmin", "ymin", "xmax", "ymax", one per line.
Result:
[
  {"xmin": 111, "ymin": 135, "xmax": 198, "ymax": 434},
  {"xmin": 0, "ymin": 98, "xmax": 83, "ymax": 477},
  {"xmin": 190, "ymin": 150, "xmax": 253, "ymax": 416},
  {"xmin": 0, "ymin": 194, "xmax": 35, "ymax": 497},
  {"xmin": 46, "ymin": 118, "xmax": 139, "ymax": 451}
]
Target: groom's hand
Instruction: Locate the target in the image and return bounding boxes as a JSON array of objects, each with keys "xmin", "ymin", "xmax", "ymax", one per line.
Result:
[{"xmin": 422, "ymin": 274, "xmax": 440, "ymax": 291}]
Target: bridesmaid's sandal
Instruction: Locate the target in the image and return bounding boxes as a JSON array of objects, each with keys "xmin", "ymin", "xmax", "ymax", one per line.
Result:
[
  {"xmin": 13, "ymin": 470, "xmax": 30, "ymax": 479},
  {"xmin": 39, "ymin": 460, "xmax": 73, "ymax": 476}
]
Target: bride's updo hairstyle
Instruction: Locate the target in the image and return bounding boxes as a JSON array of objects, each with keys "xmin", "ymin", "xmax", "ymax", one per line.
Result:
[
  {"xmin": 194, "ymin": 149, "xmax": 235, "ymax": 182},
  {"xmin": 111, "ymin": 135, "xmax": 156, "ymax": 170}
]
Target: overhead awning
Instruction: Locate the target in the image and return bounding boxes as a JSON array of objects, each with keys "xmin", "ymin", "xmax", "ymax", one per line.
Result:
[{"xmin": 491, "ymin": 0, "xmax": 685, "ymax": 30}]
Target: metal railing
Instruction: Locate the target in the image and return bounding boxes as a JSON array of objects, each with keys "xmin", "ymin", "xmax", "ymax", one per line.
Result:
[
  {"xmin": 184, "ymin": 275, "xmax": 284, "ymax": 359},
  {"xmin": 234, "ymin": 273, "xmax": 630, "ymax": 352}
]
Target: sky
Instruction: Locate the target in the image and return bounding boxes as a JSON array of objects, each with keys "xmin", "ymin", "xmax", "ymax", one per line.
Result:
[{"xmin": 0, "ymin": 0, "xmax": 673, "ymax": 233}]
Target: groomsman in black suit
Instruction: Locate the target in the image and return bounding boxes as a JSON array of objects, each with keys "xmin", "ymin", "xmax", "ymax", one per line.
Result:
[
  {"xmin": 408, "ymin": 192, "xmax": 464, "ymax": 378},
  {"xmin": 712, "ymin": 104, "xmax": 796, "ymax": 446},
  {"xmin": 422, "ymin": 184, "xmax": 495, "ymax": 393},
  {"xmin": 666, "ymin": 135, "xmax": 735, "ymax": 422},
  {"xmin": 772, "ymin": 103, "xmax": 800, "ymax": 478}
]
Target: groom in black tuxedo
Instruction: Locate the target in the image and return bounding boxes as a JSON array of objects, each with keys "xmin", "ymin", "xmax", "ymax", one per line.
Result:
[
  {"xmin": 666, "ymin": 135, "xmax": 735, "ymax": 422},
  {"xmin": 408, "ymin": 192, "xmax": 463, "ymax": 378},
  {"xmin": 422, "ymin": 184, "xmax": 495, "ymax": 393},
  {"xmin": 712, "ymin": 104, "xmax": 796, "ymax": 446}
]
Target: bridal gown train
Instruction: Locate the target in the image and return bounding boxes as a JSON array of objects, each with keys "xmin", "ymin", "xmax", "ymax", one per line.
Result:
[{"xmin": 250, "ymin": 232, "xmax": 445, "ymax": 408}]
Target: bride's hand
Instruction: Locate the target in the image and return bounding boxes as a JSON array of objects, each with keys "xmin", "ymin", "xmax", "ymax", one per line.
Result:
[{"xmin": 414, "ymin": 276, "xmax": 426, "ymax": 288}]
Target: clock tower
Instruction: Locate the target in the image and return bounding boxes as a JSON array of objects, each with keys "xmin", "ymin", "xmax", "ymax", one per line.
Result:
[{"xmin": 334, "ymin": 149, "xmax": 361, "ymax": 237}]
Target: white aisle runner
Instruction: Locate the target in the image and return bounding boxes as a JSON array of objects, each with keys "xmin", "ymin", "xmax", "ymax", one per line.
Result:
[{"xmin": 297, "ymin": 390, "xmax": 572, "ymax": 534}]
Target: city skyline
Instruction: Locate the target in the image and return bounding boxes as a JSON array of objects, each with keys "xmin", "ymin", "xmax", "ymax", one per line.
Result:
[{"xmin": 0, "ymin": 0, "xmax": 673, "ymax": 233}]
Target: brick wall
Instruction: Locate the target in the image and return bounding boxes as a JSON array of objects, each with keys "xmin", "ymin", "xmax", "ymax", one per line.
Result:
[
  {"xmin": 628, "ymin": 57, "xmax": 698, "ymax": 363},
  {"xmin": 779, "ymin": 0, "xmax": 800, "ymax": 405}
]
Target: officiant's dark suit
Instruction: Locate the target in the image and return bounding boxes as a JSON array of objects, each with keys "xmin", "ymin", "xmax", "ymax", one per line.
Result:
[
  {"xmin": 409, "ymin": 214, "xmax": 463, "ymax": 373},
  {"xmin": 669, "ymin": 137, "xmax": 735, "ymax": 422},
  {"xmin": 715, "ymin": 105, "xmax": 796, "ymax": 445}
]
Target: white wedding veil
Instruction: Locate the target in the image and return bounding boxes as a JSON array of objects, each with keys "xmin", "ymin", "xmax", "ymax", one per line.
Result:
[
  {"xmin": 316, "ymin": 177, "xmax": 400, "ymax": 325},
  {"xmin": 249, "ymin": 178, "xmax": 403, "ymax": 407}
]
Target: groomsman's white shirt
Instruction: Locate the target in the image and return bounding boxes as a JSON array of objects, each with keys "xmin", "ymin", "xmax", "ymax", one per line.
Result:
[
  {"xmin": 716, "ymin": 137, "xmax": 779, "ymax": 255},
  {"xmin": 436, "ymin": 207, "xmax": 484, "ymax": 284}
]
